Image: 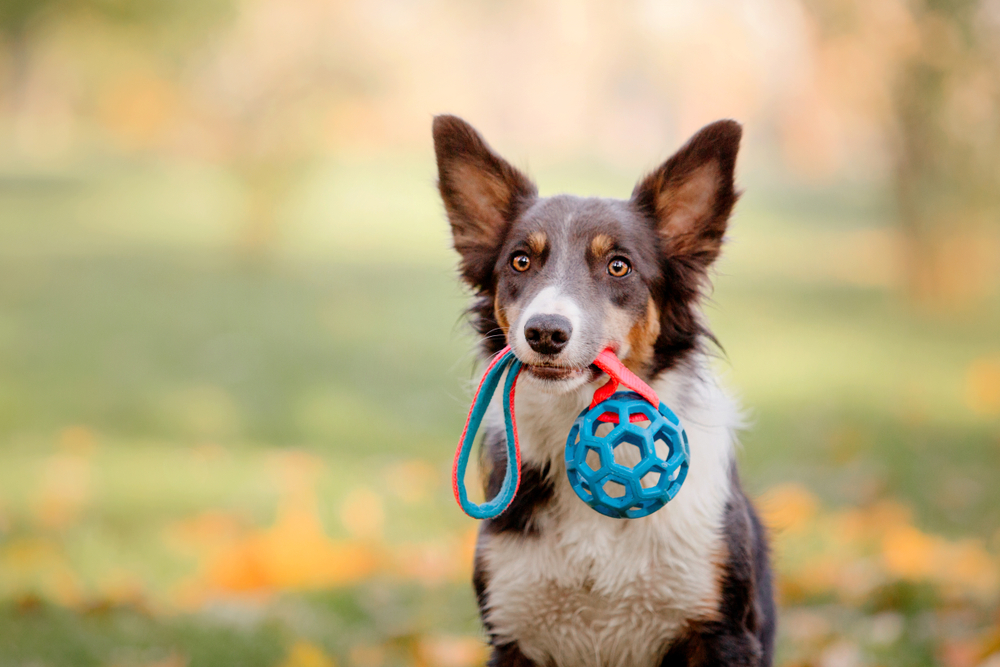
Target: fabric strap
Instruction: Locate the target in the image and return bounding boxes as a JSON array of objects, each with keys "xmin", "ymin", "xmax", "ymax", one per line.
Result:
[
  {"xmin": 451, "ymin": 346, "xmax": 659, "ymax": 519},
  {"xmin": 451, "ymin": 346, "xmax": 523, "ymax": 519}
]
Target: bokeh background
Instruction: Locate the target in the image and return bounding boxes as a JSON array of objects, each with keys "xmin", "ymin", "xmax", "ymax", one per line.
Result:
[{"xmin": 1, "ymin": 0, "xmax": 1000, "ymax": 665}]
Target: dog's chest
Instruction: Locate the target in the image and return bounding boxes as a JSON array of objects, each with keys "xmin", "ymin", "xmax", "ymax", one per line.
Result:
[
  {"xmin": 478, "ymin": 375, "xmax": 737, "ymax": 667},
  {"xmin": 481, "ymin": 492, "xmax": 724, "ymax": 667}
]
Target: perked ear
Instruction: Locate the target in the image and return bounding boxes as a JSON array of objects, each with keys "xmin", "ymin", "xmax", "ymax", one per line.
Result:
[
  {"xmin": 632, "ymin": 120, "xmax": 742, "ymax": 268},
  {"xmin": 433, "ymin": 115, "xmax": 537, "ymax": 290}
]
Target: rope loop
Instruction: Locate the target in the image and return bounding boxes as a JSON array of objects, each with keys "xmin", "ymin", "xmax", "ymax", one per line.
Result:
[
  {"xmin": 451, "ymin": 347, "xmax": 659, "ymax": 519},
  {"xmin": 451, "ymin": 346, "xmax": 523, "ymax": 519}
]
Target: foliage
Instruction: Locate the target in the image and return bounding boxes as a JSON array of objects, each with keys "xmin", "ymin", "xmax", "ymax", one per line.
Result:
[
  {"xmin": 1, "ymin": 158, "xmax": 998, "ymax": 666},
  {"xmin": 801, "ymin": 0, "xmax": 1000, "ymax": 302},
  {"xmin": 1, "ymin": 1, "xmax": 999, "ymax": 664}
]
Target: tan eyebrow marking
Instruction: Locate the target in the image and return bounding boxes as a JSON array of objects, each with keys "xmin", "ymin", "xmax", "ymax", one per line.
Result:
[
  {"xmin": 494, "ymin": 293, "xmax": 510, "ymax": 332},
  {"xmin": 590, "ymin": 233, "xmax": 615, "ymax": 257},
  {"xmin": 624, "ymin": 297, "xmax": 661, "ymax": 374},
  {"xmin": 527, "ymin": 231, "xmax": 547, "ymax": 255}
]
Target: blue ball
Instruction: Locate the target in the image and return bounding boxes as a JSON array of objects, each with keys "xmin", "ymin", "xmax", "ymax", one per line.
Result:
[{"xmin": 565, "ymin": 391, "xmax": 689, "ymax": 519}]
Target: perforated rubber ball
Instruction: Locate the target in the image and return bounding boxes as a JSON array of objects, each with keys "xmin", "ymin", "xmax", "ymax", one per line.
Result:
[{"xmin": 565, "ymin": 391, "xmax": 689, "ymax": 519}]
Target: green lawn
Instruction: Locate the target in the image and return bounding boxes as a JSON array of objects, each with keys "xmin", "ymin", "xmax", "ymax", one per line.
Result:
[{"xmin": 0, "ymin": 156, "xmax": 997, "ymax": 666}]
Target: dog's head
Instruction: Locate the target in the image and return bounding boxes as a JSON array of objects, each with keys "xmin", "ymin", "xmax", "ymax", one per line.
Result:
[{"xmin": 433, "ymin": 115, "xmax": 741, "ymax": 393}]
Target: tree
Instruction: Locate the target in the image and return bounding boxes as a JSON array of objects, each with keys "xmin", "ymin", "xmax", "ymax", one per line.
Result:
[
  {"xmin": 892, "ymin": 0, "xmax": 1000, "ymax": 302},
  {"xmin": 0, "ymin": 0, "xmax": 230, "ymax": 155},
  {"xmin": 802, "ymin": 0, "xmax": 1000, "ymax": 304}
]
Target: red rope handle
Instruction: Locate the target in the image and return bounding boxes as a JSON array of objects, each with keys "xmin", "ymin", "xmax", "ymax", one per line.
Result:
[{"xmin": 590, "ymin": 348, "xmax": 660, "ymax": 410}]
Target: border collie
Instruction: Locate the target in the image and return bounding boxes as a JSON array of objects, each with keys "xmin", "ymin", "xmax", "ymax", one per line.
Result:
[{"xmin": 433, "ymin": 115, "xmax": 775, "ymax": 667}]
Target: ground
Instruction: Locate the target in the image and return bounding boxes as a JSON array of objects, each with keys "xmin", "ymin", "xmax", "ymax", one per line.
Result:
[{"xmin": 0, "ymin": 156, "xmax": 998, "ymax": 667}]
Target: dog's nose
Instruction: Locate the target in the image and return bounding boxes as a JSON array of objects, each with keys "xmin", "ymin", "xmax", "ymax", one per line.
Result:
[{"xmin": 524, "ymin": 314, "xmax": 572, "ymax": 355}]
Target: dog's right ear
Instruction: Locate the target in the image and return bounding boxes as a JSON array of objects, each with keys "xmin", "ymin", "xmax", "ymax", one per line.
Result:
[
  {"xmin": 632, "ymin": 120, "xmax": 742, "ymax": 271},
  {"xmin": 433, "ymin": 115, "xmax": 537, "ymax": 290}
]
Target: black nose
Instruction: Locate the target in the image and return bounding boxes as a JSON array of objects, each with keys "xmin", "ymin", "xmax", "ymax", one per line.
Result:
[{"xmin": 524, "ymin": 314, "xmax": 572, "ymax": 355}]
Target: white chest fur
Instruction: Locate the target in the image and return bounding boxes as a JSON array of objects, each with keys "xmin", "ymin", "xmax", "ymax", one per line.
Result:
[{"xmin": 477, "ymin": 361, "xmax": 741, "ymax": 667}]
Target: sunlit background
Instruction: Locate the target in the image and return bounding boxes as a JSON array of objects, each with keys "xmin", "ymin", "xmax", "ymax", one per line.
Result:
[{"xmin": 1, "ymin": 0, "xmax": 999, "ymax": 665}]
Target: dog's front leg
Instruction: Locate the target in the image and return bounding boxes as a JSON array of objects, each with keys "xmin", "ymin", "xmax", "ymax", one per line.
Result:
[
  {"xmin": 486, "ymin": 642, "xmax": 541, "ymax": 667},
  {"xmin": 660, "ymin": 477, "xmax": 775, "ymax": 667},
  {"xmin": 659, "ymin": 621, "xmax": 765, "ymax": 667}
]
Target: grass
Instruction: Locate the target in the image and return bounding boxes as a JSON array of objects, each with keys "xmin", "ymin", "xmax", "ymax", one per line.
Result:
[
  {"xmin": 0, "ymin": 154, "xmax": 998, "ymax": 666},
  {"xmin": 0, "ymin": 599, "xmax": 287, "ymax": 667}
]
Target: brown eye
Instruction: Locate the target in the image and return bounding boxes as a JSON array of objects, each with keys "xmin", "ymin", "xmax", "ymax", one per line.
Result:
[
  {"xmin": 608, "ymin": 257, "xmax": 631, "ymax": 277},
  {"xmin": 511, "ymin": 253, "xmax": 531, "ymax": 272}
]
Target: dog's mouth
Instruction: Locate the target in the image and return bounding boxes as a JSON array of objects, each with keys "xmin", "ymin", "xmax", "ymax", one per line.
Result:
[{"xmin": 523, "ymin": 363, "xmax": 601, "ymax": 383}]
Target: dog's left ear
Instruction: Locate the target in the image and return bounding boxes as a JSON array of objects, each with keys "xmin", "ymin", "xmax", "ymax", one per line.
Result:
[
  {"xmin": 632, "ymin": 120, "xmax": 742, "ymax": 269},
  {"xmin": 433, "ymin": 115, "xmax": 537, "ymax": 290}
]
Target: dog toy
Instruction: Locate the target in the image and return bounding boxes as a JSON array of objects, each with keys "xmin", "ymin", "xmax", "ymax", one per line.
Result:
[
  {"xmin": 452, "ymin": 346, "xmax": 688, "ymax": 520},
  {"xmin": 565, "ymin": 349, "xmax": 689, "ymax": 518},
  {"xmin": 451, "ymin": 347, "xmax": 524, "ymax": 519}
]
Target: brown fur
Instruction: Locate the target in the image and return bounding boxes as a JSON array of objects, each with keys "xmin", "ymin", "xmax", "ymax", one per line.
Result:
[
  {"xmin": 527, "ymin": 231, "xmax": 548, "ymax": 256},
  {"xmin": 623, "ymin": 296, "xmax": 661, "ymax": 375},
  {"xmin": 633, "ymin": 120, "xmax": 741, "ymax": 271},
  {"xmin": 434, "ymin": 115, "xmax": 537, "ymax": 291},
  {"xmin": 589, "ymin": 233, "xmax": 615, "ymax": 258},
  {"xmin": 494, "ymin": 293, "xmax": 515, "ymax": 334}
]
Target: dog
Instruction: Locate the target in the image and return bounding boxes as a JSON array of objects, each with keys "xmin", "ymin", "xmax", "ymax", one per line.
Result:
[{"xmin": 433, "ymin": 115, "xmax": 775, "ymax": 667}]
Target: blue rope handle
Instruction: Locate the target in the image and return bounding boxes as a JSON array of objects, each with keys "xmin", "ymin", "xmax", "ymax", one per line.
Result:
[{"xmin": 452, "ymin": 348, "xmax": 524, "ymax": 519}]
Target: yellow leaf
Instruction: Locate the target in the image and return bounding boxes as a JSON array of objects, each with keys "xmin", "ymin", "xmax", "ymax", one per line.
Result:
[
  {"xmin": 967, "ymin": 357, "xmax": 1000, "ymax": 416},
  {"xmin": 757, "ymin": 483, "xmax": 818, "ymax": 533},
  {"xmin": 280, "ymin": 641, "xmax": 336, "ymax": 667},
  {"xmin": 416, "ymin": 636, "xmax": 487, "ymax": 667},
  {"xmin": 882, "ymin": 525, "xmax": 937, "ymax": 579}
]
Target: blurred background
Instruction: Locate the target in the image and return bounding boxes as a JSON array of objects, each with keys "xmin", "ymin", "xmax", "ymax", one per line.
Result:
[{"xmin": 1, "ymin": 0, "xmax": 999, "ymax": 665}]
